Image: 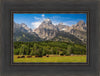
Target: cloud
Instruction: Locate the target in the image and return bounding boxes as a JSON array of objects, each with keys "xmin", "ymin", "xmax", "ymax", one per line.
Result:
[
  {"xmin": 32, "ymin": 14, "xmax": 46, "ymax": 29},
  {"xmin": 50, "ymin": 16, "xmax": 72, "ymax": 20},
  {"xmin": 31, "ymin": 21, "xmax": 42, "ymax": 29},
  {"xmin": 67, "ymin": 21, "xmax": 77, "ymax": 24},
  {"xmin": 50, "ymin": 16, "xmax": 73, "ymax": 26},
  {"xmin": 32, "ymin": 14, "xmax": 77, "ymax": 29},
  {"xmin": 41, "ymin": 14, "xmax": 45, "ymax": 17},
  {"xmin": 63, "ymin": 21, "xmax": 77, "ymax": 26},
  {"xmin": 34, "ymin": 17, "xmax": 41, "ymax": 20},
  {"xmin": 52, "ymin": 21, "xmax": 59, "ymax": 25}
]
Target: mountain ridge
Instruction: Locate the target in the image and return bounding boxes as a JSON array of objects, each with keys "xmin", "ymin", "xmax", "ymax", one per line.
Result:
[{"xmin": 13, "ymin": 19, "xmax": 87, "ymax": 44}]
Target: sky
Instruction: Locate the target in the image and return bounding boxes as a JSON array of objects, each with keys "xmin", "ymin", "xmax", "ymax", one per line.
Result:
[{"xmin": 14, "ymin": 13, "xmax": 87, "ymax": 29}]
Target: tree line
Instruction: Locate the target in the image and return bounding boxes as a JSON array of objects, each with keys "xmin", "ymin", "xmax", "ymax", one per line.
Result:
[{"xmin": 14, "ymin": 41, "xmax": 86, "ymax": 56}]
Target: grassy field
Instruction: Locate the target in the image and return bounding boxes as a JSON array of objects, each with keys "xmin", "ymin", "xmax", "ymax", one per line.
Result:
[{"xmin": 13, "ymin": 55, "xmax": 87, "ymax": 63}]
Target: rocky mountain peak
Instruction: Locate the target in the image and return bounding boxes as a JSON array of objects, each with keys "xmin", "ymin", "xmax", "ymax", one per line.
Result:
[
  {"xmin": 42, "ymin": 18, "xmax": 52, "ymax": 24},
  {"xmin": 76, "ymin": 20, "xmax": 85, "ymax": 27},
  {"xmin": 58, "ymin": 23, "xmax": 63, "ymax": 25},
  {"xmin": 37, "ymin": 18, "xmax": 55, "ymax": 30},
  {"xmin": 34, "ymin": 18, "xmax": 58, "ymax": 40},
  {"xmin": 72, "ymin": 20, "xmax": 86, "ymax": 32},
  {"xmin": 57, "ymin": 23, "xmax": 72, "ymax": 32},
  {"xmin": 14, "ymin": 22, "xmax": 33, "ymax": 33},
  {"xmin": 21, "ymin": 23, "xmax": 27, "ymax": 27}
]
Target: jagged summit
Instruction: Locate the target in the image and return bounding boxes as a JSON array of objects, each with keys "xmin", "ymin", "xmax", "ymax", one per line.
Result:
[
  {"xmin": 76, "ymin": 20, "xmax": 85, "ymax": 26},
  {"xmin": 44, "ymin": 18, "xmax": 51, "ymax": 22},
  {"xmin": 42, "ymin": 18, "xmax": 52, "ymax": 24},
  {"xmin": 37, "ymin": 18, "xmax": 55, "ymax": 29},
  {"xmin": 14, "ymin": 22, "xmax": 33, "ymax": 33},
  {"xmin": 58, "ymin": 23, "xmax": 63, "ymax": 25},
  {"xmin": 21, "ymin": 23, "xmax": 27, "ymax": 27}
]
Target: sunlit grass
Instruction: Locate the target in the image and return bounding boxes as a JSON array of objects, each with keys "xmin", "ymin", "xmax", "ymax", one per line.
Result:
[{"xmin": 14, "ymin": 55, "xmax": 87, "ymax": 63}]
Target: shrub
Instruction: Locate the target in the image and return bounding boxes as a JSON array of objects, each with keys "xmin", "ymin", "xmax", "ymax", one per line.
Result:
[{"xmin": 60, "ymin": 53, "xmax": 64, "ymax": 56}]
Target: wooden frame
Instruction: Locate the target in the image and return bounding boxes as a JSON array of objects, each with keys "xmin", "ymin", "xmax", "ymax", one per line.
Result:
[{"xmin": 0, "ymin": 0, "xmax": 100, "ymax": 76}]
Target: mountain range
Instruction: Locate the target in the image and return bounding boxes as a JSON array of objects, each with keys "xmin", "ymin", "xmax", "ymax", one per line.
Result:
[{"xmin": 13, "ymin": 18, "xmax": 87, "ymax": 44}]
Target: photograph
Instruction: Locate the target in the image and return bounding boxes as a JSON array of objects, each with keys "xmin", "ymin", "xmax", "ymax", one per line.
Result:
[{"xmin": 13, "ymin": 13, "xmax": 87, "ymax": 63}]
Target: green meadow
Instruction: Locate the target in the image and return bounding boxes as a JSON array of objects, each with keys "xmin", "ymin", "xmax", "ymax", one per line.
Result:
[
  {"xmin": 13, "ymin": 41, "xmax": 87, "ymax": 63},
  {"xmin": 14, "ymin": 55, "xmax": 86, "ymax": 63}
]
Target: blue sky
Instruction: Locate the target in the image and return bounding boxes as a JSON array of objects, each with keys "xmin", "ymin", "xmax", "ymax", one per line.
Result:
[{"xmin": 14, "ymin": 13, "xmax": 87, "ymax": 29}]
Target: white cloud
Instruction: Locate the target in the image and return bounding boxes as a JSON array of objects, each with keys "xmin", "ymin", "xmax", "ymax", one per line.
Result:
[
  {"xmin": 52, "ymin": 21, "xmax": 59, "ymax": 25},
  {"xmin": 32, "ymin": 14, "xmax": 46, "ymax": 29},
  {"xmin": 34, "ymin": 17, "xmax": 41, "ymax": 20},
  {"xmin": 42, "ymin": 14, "xmax": 45, "ymax": 17},
  {"xmin": 67, "ymin": 21, "xmax": 77, "ymax": 24},
  {"xmin": 32, "ymin": 14, "xmax": 76, "ymax": 29},
  {"xmin": 31, "ymin": 21, "xmax": 42, "ymax": 29},
  {"xmin": 63, "ymin": 21, "xmax": 77, "ymax": 26}
]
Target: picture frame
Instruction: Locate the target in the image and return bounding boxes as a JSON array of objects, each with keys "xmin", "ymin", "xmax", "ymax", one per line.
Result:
[{"xmin": 0, "ymin": 0, "xmax": 100, "ymax": 76}]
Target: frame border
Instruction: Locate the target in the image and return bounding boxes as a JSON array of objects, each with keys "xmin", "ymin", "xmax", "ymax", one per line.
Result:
[{"xmin": 1, "ymin": 0, "xmax": 99, "ymax": 76}]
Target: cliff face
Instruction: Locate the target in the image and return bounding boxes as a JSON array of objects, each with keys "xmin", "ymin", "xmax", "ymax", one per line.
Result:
[
  {"xmin": 70, "ymin": 20, "xmax": 87, "ymax": 43},
  {"xmin": 34, "ymin": 18, "xmax": 58, "ymax": 40}
]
